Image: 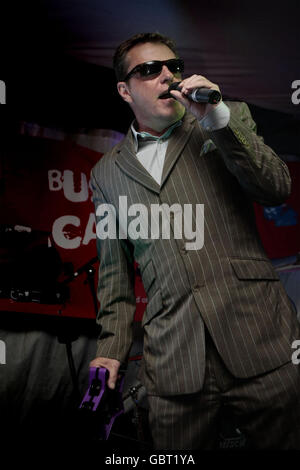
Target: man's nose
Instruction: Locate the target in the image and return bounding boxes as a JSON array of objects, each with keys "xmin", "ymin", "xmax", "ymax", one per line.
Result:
[{"xmin": 160, "ymin": 64, "xmax": 174, "ymax": 82}]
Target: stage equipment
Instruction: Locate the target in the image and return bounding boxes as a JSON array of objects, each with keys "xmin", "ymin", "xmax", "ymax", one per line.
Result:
[{"xmin": 79, "ymin": 367, "xmax": 125, "ymax": 440}]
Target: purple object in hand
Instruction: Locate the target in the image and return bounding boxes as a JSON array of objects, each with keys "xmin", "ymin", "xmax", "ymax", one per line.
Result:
[{"xmin": 79, "ymin": 367, "xmax": 125, "ymax": 440}]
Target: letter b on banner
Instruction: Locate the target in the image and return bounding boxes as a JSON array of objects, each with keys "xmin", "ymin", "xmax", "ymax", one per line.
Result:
[{"xmin": 0, "ymin": 81, "xmax": 6, "ymax": 104}]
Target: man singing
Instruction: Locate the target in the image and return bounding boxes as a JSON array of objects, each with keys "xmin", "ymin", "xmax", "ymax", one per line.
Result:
[{"xmin": 90, "ymin": 32, "xmax": 300, "ymax": 449}]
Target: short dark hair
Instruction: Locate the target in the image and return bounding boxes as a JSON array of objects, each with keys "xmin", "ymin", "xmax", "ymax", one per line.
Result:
[{"xmin": 113, "ymin": 32, "xmax": 179, "ymax": 82}]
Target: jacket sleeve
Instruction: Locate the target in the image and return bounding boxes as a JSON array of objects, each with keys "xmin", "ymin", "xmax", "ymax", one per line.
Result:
[
  {"xmin": 206, "ymin": 101, "xmax": 291, "ymax": 206},
  {"xmin": 90, "ymin": 166, "xmax": 136, "ymax": 364}
]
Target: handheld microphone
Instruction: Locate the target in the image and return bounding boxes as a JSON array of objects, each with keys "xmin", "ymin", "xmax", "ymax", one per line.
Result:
[{"xmin": 168, "ymin": 82, "xmax": 221, "ymax": 104}]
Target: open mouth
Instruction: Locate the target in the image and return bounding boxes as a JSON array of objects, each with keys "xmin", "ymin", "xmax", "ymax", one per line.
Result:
[{"xmin": 158, "ymin": 91, "xmax": 173, "ymax": 99}]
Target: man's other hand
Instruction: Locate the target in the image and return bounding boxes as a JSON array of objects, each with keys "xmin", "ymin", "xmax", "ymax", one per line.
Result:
[{"xmin": 89, "ymin": 357, "xmax": 121, "ymax": 390}]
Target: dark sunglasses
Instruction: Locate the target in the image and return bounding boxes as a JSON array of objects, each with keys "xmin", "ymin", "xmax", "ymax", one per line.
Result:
[{"xmin": 123, "ymin": 58, "xmax": 184, "ymax": 82}]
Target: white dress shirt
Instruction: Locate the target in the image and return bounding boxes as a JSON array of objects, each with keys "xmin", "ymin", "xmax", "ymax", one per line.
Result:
[{"xmin": 131, "ymin": 102, "xmax": 230, "ymax": 185}]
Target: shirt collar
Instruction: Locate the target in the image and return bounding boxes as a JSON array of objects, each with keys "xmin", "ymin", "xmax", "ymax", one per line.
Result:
[{"xmin": 131, "ymin": 119, "xmax": 183, "ymax": 151}]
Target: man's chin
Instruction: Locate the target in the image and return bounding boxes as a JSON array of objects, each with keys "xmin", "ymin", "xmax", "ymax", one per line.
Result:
[{"xmin": 159, "ymin": 105, "xmax": 185, "ymax": 123}]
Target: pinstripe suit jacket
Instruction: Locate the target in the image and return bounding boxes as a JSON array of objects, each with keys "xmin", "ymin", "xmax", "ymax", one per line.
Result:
[{"xmin": 91, "ymin": 101, "xmax": 299, "ymax": 396}]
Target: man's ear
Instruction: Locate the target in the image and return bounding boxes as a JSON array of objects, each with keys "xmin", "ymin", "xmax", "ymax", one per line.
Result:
[{"xmin": 117, "ymin": 82, "xmax": 133, "ymax": 104}]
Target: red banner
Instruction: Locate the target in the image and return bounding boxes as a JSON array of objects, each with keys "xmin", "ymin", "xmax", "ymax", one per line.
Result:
[
  {"xmin": 254, "ymin": 161, "xmax": 300, "ymax": 259},
  {"xmin": 1, "ymin": 130, "xmax": 298, "ymax": 321}
]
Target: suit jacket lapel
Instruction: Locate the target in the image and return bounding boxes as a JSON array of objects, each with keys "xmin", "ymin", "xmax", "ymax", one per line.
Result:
[
  {"xmin": 115, "ymin": 112, "xmax": 199, "ymax": 194},
  {"xmin": 115, "ymin": 128, "xmax": 161, "ymax": 194},
  {"xmin": 160, "ymin": 112, "xmax": 197, "ymax": 188}
]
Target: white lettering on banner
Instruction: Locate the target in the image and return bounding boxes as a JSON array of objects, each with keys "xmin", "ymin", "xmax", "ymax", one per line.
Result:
[
  {"xmin": 53, "ymin": 215, "xmax": 81, "ymax": 249},
  {"xmin": 0, "ymin": 340, "xmax": 6, "ymax": 365},
  {"xmin": 48, "ymin": 170, "xmax": 64, "ymax": 191},
  {"xmin": 0, "ymin": 80, "xmax": 6, "ymax": 104},
  {"xmin": 63, "ymin": 170, "xmax": 89, "ymax": 202},
  {"xmin": 48, "ymin": 169, "xmax": 89, "ymax": 202},
  {"xmin": 52, "ymin": 214, "xmax": 96, "ymax": 249},
  {"xmin": 47, "ymin": 170, "xmax": 204, "ymax": 251},
  {"xmin": 48, "ymin": 168, "xmax": 97, "ymax": 249},
  {"xmin": 82, "ymin": 213, "xmax": 97, "ymax": 246},
  {"xmin": 291, "ymin": 80, "xmax": 300, "ymax": 105}
]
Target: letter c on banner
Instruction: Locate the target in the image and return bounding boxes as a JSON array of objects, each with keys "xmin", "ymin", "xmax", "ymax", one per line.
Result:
[{"xmin": 52, "ymin": 215, "xmax": 81, "ymax": 249}]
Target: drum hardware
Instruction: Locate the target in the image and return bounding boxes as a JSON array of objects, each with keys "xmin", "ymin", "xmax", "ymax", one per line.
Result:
[{"xmin": 62, "ymin": 256, "xmax": 99, "ymax": 315}]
